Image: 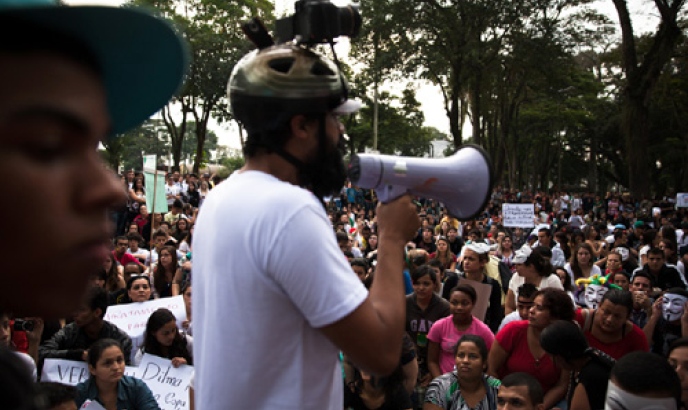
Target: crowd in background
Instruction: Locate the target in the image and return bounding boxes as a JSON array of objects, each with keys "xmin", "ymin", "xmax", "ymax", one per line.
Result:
[{"xmin": 7, "ymin": 170, "xmax": 688, "ymax": 409}]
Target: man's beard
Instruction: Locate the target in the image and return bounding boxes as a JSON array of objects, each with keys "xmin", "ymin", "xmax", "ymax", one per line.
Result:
[{"xmin": 300, "ymin": 136, "xmax": 347, "ymax": 200}]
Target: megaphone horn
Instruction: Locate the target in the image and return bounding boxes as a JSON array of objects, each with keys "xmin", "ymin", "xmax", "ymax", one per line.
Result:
[{"xmin": 348, "ymin": 145, "xmax": 493, "ymax": 221}]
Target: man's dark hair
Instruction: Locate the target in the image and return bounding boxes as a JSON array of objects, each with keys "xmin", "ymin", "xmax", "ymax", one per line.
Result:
[
  {"xmin": 534, "ymin": 288, "xmax": 574, "ymax": 321},
  {"xmin": 632, "ymin": 271, "xmax": 652, "ymax": 283},
  {"xmin": 538, "ymin": 227, "xmax": 552, "ymax": 238},
  {"xmin": 517, "ymin": 283, "xmax": 538, "ymax": 300},
  {"xmin": 600, "ymin": 289, "xmax": 633, "ymax": 315},
  {"xmin": 532, "ymin": 246, "xmax": 552, "ymax": 259},
  {"xmin": 611, "ymin": 352, "xmax": 681, "ymax": 406},
  {"xmin": 34, "ymin": 382, "xmax": 76, "ymax": 409},
  {"xmin": 126, "ymin": 233, "xmax": 144, "ymax": 243},
  {"xmin": 85, "ymin": 286, "xmax": 108, "ymax": 319},
  {"xmin": 114, "ymin": 236, "xmax": 128, "ymax": 245},
  {"xmin": 500, "ymin": 372, "xmax": 544, "ymax": 405},
  {"xmin": 350, "ymin": 258, "xmax": 368, "ymax": 271},
  {"xmin": 427, "ymin": 258, "xmax": 444, "ymax": 270},
  {"xmin": 648, "ymin": 246, "xmax": 665, "ymax": 258},
  {"xmin": 153, "ymin": 229, "xmax": 168, "ymax": 239},
  {"xmin": 335, "ymin": 231, "xmax": 349, "ymax": 243}
]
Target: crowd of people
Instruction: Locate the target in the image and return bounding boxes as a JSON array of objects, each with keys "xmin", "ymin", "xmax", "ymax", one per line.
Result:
[{"xmin": 4, "ymin": 0, "xmax": 688, "ymax": 409}]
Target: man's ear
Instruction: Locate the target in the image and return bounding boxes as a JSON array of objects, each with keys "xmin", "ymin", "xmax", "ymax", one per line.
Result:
[{"xmin": 289, "ymin": 114, "xmax": 315, "ymax": 139}]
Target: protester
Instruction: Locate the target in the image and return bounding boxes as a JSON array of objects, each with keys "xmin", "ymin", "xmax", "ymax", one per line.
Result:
[
  {"xmin": 498, "ymin": 283, "xmax": 537, "ymax": 331},
  {"xmin": 75, "ymin": 339, "xmax": 159, "ymax": 410},
  {"xmin": 645, "ymin": 288, "xmax": 688, "ymax": 355},
  {"xmin": 504, "ymin": 245, "xmax": 563, "ymax": 315},
  {"xmin": 406, "ymin": 265, "xmax": 449, "ymax": 404},
  {"xmin": 497, "ymin": 373, "xmax": 545, "ymax": 410},
  {"xmin": 193, "ymin": 43, "xmax": 420, "ymax": 409},
  {"xmin": 134, "ymin": 308, "xmax": 192, "ymax": 367},
  {"xmin": 574, "ymin": 289, "xmax": 649, "ymax": 360},
  {"xmin": 606, "ymin": 351, "xmax": 682, "ymax": 410},
  {"xmin": 34, "ymin": 382, "xmax": 77, "ymax": 410},
  {"xmin": 667, "ymin": 337, "xmax": 688, "ymax": 409},
  {"xmin": 489, "ymin": 288, "xmax": 573, "ymax": 409},
  {"xmin": 540, "ymin": 320, "xmax": 615, "ymax": 410},
  {"xmin": 424, "ymin": 335, "xmax": 501, "ymax": 410},
  {"xmin": 427, "ymin": 284, "xmax": 494, "ymax": 378},
  {"xmin": 39, "ymin": 286, "xmax": 133, "ymax": 365}
]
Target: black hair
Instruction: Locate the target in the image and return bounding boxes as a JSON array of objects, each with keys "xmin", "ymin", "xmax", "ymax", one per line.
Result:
[
  {"xmin": 153, "ymin": 229, "xmax": 168, "ymax": 239},
  {"xmin": 600, "ymin": 289, "xmax": 633, "ymax": 315},
  {"xmin": 666, "ymin": 287, "xmax": 688, "ymax": 299},
  {"xmin": 532, "ymin": 246, "xmax": 552, "ymax": 259},
  {"xmin": 335, "ymin": 231, "xmax": 349, "ymax": 243},
  {"xmin": 126, "ymin": 275, "xmax": 151, "ymax": 290},
  {"xmin": 612, "ymin": 352, "xmax": 681, "ymax": 406},
  {"xmin": 500, "ymin": 372, "xmax": 544, "ymax": 405},
  {"xmin": 427, "ymin": 258, "xmax": 444, "ymax": 270},
  {"xmin": 538, "ymin": 227, "xmax": 552, "ymax": 238},
  {"xmin": 85, "ymin": 286, "xmax": 108, "ymax": 319},
  {"xmin": 525, "ymin": 248, "xmax": 554, "ymax": 277},
  {"xmin": 533, "ymin": 288, "xmax": 574, "ymax": 321},
  {"xmin": 87, "ymin": 338, "xmax": 122, "ymax": 369},
  {"xmin": 648, "ymin": 246, "xmax": 665, "ymax": 257},
  {"xmin": 350, "ymin": 258, "xmax": 369, "ymax": 270},
  {"xmin": 517, "ymin": 283, "xmax": 538, "ymax": 300},
  {"xmin": 453, "ymin": 334, "xmax": 488, "ymax": 364},
  {"xmin": 126, "ymin": 233, "xmax": 144, "ymax": 243},
  {"xmin": 540, "ymin": 320, "xmax": 589, "ymax": 361},
  {"xmin": 34, "ymin": 382, "xmax": 76, "ymax": 408},
  {"xmin": 668, "ymin": 337, "xmax": 688, "ymax": 358},
  {"xmin": 115, "ymin": 236, "xmax": 128, "ymax": 245},
  {"xmin": 450, "ymin": 284, "xmax": 477, "ymax": 304},
  {"xmin": 142, "ymin": 308, "xmax": 192, "ymax": 365},
  {"xmin": 412, "ymin": 265, "xmax": 437, "ymax": 283},
  {"xmin": 632, "ymin": 271, "xmax": 652, "ymax": 283}
]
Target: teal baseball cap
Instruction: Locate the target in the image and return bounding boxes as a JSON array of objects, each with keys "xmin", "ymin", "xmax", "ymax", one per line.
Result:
[{"xmin": 0, "ymin": 0, "xmax": 189, "ymax": 136}]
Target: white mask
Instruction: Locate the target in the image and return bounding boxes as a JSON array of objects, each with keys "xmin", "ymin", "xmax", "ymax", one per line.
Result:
[
  {"xmin": 661, "ymin": 293, "xmax": 688, "ymax": 322},
  {"xmin": 584, "ymin": 284, "xmax": 609, "ymax": 310},
  {"xmin": 605, "ymin": 379, "xmax": 677, "ymax": 410}
]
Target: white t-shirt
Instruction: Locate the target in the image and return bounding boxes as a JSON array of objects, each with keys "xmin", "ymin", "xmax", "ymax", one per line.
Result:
[
  {"xmin": 508, "ymin": 273, "xmax": 564, "ymax": 301},
  {"xmin": 192, "ymin": 171, "xmax": 368, "ymax": 410},
  {"xmin": 564, "ymin": 263, "xmax": 602, "ymax": 286}
]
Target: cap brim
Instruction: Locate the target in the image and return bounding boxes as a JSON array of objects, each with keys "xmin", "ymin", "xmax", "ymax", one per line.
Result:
[
  {"xmin": 333, "ymin": 99, "xmax": 362, "ymax": 115},
  {"xmin": 7, "ymin": 5, "xmax": 188, "ymax": 136}
]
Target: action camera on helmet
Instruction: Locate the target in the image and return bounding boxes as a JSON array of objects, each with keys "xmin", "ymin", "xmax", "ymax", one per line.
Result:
[{"xmin": 276, "ymin": 0, "xmax": 361, "ymax": 46}]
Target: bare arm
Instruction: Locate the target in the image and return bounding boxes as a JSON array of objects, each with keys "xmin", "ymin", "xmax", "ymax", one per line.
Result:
[
  {"xmin": 505, "ymin": 289, "xmax": 516, "ymax": 315},
  {"xmin": 543, "ymin": 369, "xmax": 569, "ymax": 409},
  {"xmin": 320, "ymin": 196, "xmax": 419, "ymax": 375},
  {"xmin": 402, "ymin": 356, "xmax": 418, "ymax": 395},
  {"xmin": 427, "ymin": 341, "xmax": 442, "ymax": 379},
  {"xmin": 570, "ymin": 382, "xmax": 592, "ymax": 410},
  {"xmin": 487, "ymin": 339, "xmax": 508, "ymax": 378},
  {"xmin": 423, "ymin": 404, "xmax": 443, "ymax": 410}
]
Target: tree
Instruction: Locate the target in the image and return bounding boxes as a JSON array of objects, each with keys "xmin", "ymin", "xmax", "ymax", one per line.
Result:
[
  {"xmin": 130, "ymin": 0, "xmax": 273, "ymax": 173},
  {"xmin": 611, "ymin": 0, "xmax": 686, "ymax": 198}
]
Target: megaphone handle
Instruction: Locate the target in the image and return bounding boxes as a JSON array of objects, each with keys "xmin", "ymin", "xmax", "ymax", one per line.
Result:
[{"xmin": 376, "ymin": 184, "xmax": 409, "ymax": 203}]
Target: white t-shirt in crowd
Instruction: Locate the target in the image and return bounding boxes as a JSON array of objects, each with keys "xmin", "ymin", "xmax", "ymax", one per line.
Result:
[
  {"xmin": 564, "ymin": 263, "xmax": 602, "ymax": 286},
  {"xmin": 193, "ymin": 171, "xmax": 368, "ymax": 410},
  {"xmin": 508, "ymin": 273, "xmax": 563, "ymax": 301}
]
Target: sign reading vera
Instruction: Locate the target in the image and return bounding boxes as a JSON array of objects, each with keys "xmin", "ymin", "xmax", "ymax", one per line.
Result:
[
  {"xmin": 502, "ymin": 203, "xmax": 535, "ymax": 228},
  {"xmin": 137, "ymin": 354, "xmax": 194, "ymax": 410},
  {"xmin": 104, "ymin": 296, "xmax": 187, "ymax": 364}
]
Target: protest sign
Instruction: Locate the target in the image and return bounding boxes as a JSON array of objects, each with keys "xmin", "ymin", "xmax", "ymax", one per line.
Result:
[
  {"xmin": 457, "ymin": 277, "xmax": 493, "ymax": 322},
  {"xmin": 80, "ymin": 400, "xmax": 107, "ymax": 410},
  {"xmin": 137, "ymin": 354, "xmax": 194, "ymax": 410},
  {"xmin": 104, "ymin": 296, "xmax": 187, "ymax": 364},
  {"xmin": 42, "ymin": 356, "xmax": 193, "ymax": 410},
  {"xmin": 502, "ymin": 203, "xmax": 535, "ymax": 227},
  {"xmin": 41, "ymin": 359, "xmax": 140, "ymax": 386},
  {"xmin": 677, "ymin": 193, "xmax": 688, "ymax": 208}
]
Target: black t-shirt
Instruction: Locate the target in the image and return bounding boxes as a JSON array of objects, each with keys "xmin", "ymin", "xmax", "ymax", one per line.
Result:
[
  {"xmin": 652, "ymin": 318, "xmax": 683, "ymax": 356},
  {"xmin": 571, "ymin": 352, "xmax": 614, "ymax": 410},
  {"xmin": 343, "ymin": 384, "xmax": 412, "ymax": 410}
]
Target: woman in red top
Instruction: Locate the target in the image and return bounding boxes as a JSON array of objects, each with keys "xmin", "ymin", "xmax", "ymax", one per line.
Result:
[
  {"xmin": 488, "ymin": 288, "xmax": 573, "ymax": 409},
  {"xmin": 574, "ymin": 289, "xmax": 649, "ymax": 360}
]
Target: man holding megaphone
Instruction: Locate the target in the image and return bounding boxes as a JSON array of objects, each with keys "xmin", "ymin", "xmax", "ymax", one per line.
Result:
[{"xmin": 193, "ymin": 43, "xmax": 421, "ymax": 408}]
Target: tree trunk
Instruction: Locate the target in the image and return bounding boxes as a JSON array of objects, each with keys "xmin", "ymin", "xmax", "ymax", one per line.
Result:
[{"xmin": 623, "ymin": 97, "xmax": 651, "ymax": 196}]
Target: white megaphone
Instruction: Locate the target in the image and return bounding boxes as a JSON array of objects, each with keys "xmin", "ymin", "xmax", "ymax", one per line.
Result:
[{"xmin": 348, "ymin": 145, "xmax": 493, "ymax": 220}]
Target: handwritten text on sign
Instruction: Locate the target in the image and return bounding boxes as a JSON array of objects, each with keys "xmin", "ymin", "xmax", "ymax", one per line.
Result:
[
  {"xmin": 42, "ymin": 354, "xmax": 193, "ymax": 410},
  {"xmin": 502, "ymin": 203, "xmax": 535, "ymax": 228},
  {"xmin": 104, "ymin": 296, "xmax": 187, "ymax": 364}
]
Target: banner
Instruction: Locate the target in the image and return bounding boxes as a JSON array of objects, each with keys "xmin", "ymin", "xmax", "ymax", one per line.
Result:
[
  {"xmin": 104, "ymin": 296, "xmax": 187, "ymax": 364},
  {"xmin": 144, "ymin": 170, "xmax": 169, "ymax": 214},
  {"xmin": 42, "ymin": 355, "xmax": 193, "ymax": 410},
  {"xmin": 677, "ymin": 193, "xmax": 688, "ymax": 208},
  {"xmin": 502, "ymin": 203, "xmax": 535, "ymax": 228}
]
